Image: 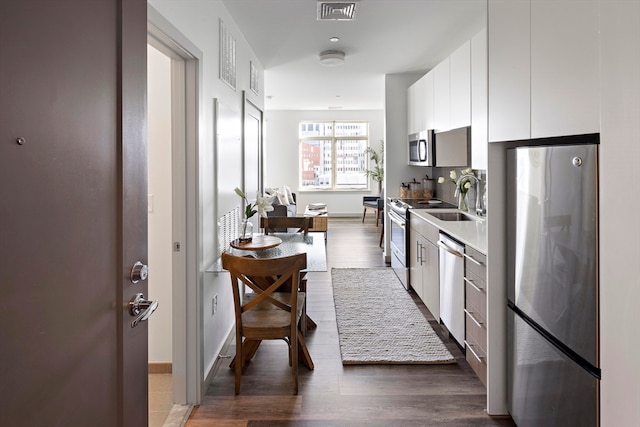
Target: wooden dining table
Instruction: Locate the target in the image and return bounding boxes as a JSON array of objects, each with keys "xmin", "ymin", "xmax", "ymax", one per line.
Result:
[
  {"xmin": 225, "ymin": 232, "xmax": 327, "ymax": 271},
  {"xmin": 208, "ymin": 232, "xmax": 327, "ymax": 370}
]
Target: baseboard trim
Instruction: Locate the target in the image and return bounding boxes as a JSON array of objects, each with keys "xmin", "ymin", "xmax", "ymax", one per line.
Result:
[
  {"xmin": 202, "ymin": 326, "xmax": 235, "ymax": 396},
  {"xmin": 149, "ymin": 362, "xmax": 172, "ymax": 374}
]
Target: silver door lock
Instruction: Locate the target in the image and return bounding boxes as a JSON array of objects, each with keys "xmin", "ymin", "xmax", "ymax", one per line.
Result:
[{"xmin": 130, "ymin": 261, "xmax": 148, "ymax": 284}]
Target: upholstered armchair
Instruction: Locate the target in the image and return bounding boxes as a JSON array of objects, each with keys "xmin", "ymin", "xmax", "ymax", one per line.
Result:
[{"xmin": 362, "ymin": 190, "xmax": 384, "ymax": 227}]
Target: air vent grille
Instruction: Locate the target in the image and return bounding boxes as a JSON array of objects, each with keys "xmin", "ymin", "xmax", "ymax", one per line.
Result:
[{"xmin": 317, "ymin": 1, "xmax": 358, "ymax": 21}]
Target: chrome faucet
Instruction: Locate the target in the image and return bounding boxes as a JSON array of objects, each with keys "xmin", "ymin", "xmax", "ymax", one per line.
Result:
[{"xmin": 455, "ymin": 174, "xmax": 484, "ymax": 216}]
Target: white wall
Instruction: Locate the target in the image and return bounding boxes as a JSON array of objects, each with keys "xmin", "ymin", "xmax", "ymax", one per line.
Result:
[
  {"xmin": 147, "ymin": 45, "xmax": 173, "ymax": 363},
  {"xmin": 384, "ymin": 73, "xmax": 432, "ymax": 202},
  {"xmin": 264, "ymin": 109, "xmax": 384, "ymax": 215},
  {"xmin": 383, "ymin": 73, "xmax": 424, "ymax": 256},
  {"xmin": 599, "ymin": 1, "xmax": 640, "ymax": 425},
  {"xmin": 149, "ymin": 0, "xmax": 265, "ymax": 382}
]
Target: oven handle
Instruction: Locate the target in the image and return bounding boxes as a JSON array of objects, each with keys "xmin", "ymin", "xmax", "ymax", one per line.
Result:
[{"xmin": 388, "ymin": 211, "xmax": 406, "ymax": 228}]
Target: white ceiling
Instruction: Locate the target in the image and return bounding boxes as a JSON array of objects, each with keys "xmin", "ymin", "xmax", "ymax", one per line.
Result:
[{"xmin": 221, "ymin": 0, "xmax": 486, "ymax": 111}]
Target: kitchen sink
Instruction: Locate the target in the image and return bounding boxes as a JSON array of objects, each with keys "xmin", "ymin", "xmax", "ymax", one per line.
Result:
[{"xmin": 428, "ymin": 212, "xmax": 478, "ymax": 221}]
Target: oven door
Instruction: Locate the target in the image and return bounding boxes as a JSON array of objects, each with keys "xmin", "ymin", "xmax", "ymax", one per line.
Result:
[{"xmin": 388, "ymin": 209, "xmax": 409, "ymax": 289}]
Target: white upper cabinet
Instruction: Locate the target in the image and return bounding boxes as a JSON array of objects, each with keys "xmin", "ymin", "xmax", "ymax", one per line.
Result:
[
  {"xmin": 407, "ymin": 77, "xmax": 419, "ymax": 134},
  {"xmin": 530, "ymin": 0, "xmax": 599, "ymax": 138},
  {"xmin": 488, "ymin": 0, "xmax": 600, "ymax": 142},
  {"xmin": 471, "ymin": 28, "xmax": 488, "ymax": 170},
  {"xmin": 450, "ymin": 40, "xmax": 471, "ymax": 130},
  {"xmin": 424, "ymin": 71, "xmax": 435, "ymax": 130},
  {"xmin": 408, "ymin": 73, "xmax": 432, "ymax": 134},
  {"xmin": 434, "ymin": 57, "xmax": 451, "ymax": 132},
  {"xmin": 488, "ymin": 0, "xmax": 530, "ymax": 143}
]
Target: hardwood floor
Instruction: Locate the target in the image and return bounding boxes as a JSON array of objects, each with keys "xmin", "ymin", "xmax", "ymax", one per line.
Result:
[{"xmin": 187, "ymin": 218, "xmax": 515, "ymax": 426}]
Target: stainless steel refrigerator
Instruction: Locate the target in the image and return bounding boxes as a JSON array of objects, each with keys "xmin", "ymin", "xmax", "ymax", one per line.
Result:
[{"xmin": 506, "ymin": 142, "xmax": 599, "ymax": 427}]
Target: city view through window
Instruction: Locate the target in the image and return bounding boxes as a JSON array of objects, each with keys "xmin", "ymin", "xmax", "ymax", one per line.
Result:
[{"xmin": 299, "ymin": 122, "xmax": 369, "ymax": 190}]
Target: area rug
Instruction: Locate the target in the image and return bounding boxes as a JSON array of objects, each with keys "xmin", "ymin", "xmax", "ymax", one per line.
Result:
[{"xmin": 331, "ymin": 268, "xmax": 455, "ymax": 365}]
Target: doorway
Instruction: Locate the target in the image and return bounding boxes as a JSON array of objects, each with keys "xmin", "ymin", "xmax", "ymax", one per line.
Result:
[
  {"xmin": 147, "ymin": 7, "xmax": 203, "ymax": 423},
  {"xmin": 147, "ymin": 43, "xmax": 182, "ymax": 425}
]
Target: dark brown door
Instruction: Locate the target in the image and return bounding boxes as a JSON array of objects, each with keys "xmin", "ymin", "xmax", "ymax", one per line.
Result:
[{"xmin": 0, "ymin": 1, "xmax": 149, "ymax": 426}]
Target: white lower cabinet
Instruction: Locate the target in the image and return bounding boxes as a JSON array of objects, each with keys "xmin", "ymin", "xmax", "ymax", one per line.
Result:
[
  {"xmin": 409, "ymin": 213, "xmax": 488, "ymax": 388},
  {"xmin": 409, "ymin": 223, "xmax": 425, "ymax": 299},
  {"xmin": 409, "ymin": 213, "xmax": 440, "ymax": 321}
]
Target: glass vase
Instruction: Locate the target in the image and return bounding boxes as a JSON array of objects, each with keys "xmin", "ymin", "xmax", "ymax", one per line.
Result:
[
  {"xmin": 458, "ymin": 192, "xmax": 468, "ymax": 211},
  {"xmin": 239, "ymin": 219, "xmax": 253, "ymax": 243}
]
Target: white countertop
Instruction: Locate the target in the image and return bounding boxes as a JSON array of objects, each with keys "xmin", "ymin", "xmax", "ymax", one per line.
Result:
[{"xmin": 410, "ymin": 209, "xmax": 487, "ymax": 254}]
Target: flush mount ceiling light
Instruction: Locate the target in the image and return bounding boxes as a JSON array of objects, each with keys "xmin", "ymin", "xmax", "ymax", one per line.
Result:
[
  {"xmin": 317, "ymin": 1, "xmax": 358, "ymax": 21},
  {"xmin": 319, "ymin": 50, "xmax": 345, "ymax": 66}
]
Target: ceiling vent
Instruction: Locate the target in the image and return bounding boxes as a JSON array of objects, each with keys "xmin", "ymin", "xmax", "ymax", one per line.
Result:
[{"xmin": 317, "ymin": 1, "xmax": 358, "ymax": 21}]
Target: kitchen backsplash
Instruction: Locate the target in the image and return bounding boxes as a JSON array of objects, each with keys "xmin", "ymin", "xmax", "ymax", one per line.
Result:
[{"xmin": 418, "ymin": 168, "xmax": 486, "ymax": 210}]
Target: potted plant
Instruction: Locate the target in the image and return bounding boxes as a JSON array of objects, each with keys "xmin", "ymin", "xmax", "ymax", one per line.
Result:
[
  {"xmin": 363, "ymin": 140, "xmax": 384, "ymax": 195},
  {"xmin": 234, "ymin": 187, "xmax": 273, "ymax": 242}
]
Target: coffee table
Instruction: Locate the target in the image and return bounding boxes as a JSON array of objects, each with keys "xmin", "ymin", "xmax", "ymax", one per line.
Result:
[{"xmin": 304, "ymin": 204, "xmax": 328, "ymax": 239}]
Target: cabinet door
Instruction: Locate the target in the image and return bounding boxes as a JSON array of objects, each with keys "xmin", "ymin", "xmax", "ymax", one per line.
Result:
[
  {"xmin": 415, "ymin": 75, "xmax": 428, "ymax": 132},
  {"xmin": 530, "ymin": 0, "xmax": 599, "ymax": 138},
  {"xmin": 424, "ymin": 71, "xmax": 435, "ymax": 130},
  {"xmin": 471, "ymin": 28, "xmax": 488, "ymax": 170},
  {"xmin": 423, "ymin": 239, "xmax": 440, "ymax": 321},
  {"xmin": 434, "ymin": 57, "xmax": 451, "ymax": 131},
  {"xmin": 488, "ymin": 0, "xmax": 530, "ymax": 142},
  {"xmin": 450, "ymin": 40, "xmax": 471, "ymax": 129},
  {"xmin": 409, "ymin": 228, "xmax": 425, "ymax": 299},
  {"xmin": 407, "ymin": 80, "xmax": 418, "ymax": 134},
  {"xmin": 408, "ymin": 74, "xmax": 430, "ymax": 134}
]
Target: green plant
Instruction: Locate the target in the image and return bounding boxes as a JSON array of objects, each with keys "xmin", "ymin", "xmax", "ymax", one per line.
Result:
[{"xmin": 363, "ymin": 140, "xmax": 384, "ymax": 183}]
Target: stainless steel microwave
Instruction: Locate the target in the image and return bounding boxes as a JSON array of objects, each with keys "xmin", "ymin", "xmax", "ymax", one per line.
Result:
[
  {"xmin": 408, "ymin": 130, "xmax": 434, "ymax": 166},
  {"xmin": 408, "ymin": 127, "xmax": 470, "ymax": 167}
]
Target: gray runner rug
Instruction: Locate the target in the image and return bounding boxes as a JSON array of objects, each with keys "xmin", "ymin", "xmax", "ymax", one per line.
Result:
[{"xmin": 331, "ymin": 267, "xmax": 455, "ymax": 365}]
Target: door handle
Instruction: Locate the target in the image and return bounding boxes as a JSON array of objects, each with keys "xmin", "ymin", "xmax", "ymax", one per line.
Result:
[{"xmin": 129, "ymin": 293, "xmax": 159, "ymax": 328}]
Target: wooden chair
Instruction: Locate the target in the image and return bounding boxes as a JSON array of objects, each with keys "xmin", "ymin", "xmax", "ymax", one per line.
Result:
[
  {"xmin": 259, "ymin": 216, "xmax": 317, "ymax": 334},
  {"xmin": 260, "ymin": 216, "xmax": 312, "ymax": 235},
  {"xmin": 221, "ymin": 252, "xmax": 312, "ymax": 395}
]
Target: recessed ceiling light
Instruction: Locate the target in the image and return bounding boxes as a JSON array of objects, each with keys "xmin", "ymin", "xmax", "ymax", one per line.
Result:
[{"xmin": 330, "ymin": 36, "xmax": 340, "ymax": 42}]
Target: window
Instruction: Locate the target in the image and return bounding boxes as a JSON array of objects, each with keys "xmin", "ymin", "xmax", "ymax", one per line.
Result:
[{"xmin": 299, "ymin": 121, "xmax": 369, "ymax": 190}]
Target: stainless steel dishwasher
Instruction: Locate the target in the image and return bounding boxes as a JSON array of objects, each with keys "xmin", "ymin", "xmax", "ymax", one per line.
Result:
[{"xmin": 438, "ymin": 233, "xmax": 465, "ymax": 345}]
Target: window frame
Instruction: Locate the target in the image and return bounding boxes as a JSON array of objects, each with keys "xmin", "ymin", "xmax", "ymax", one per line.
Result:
[{"xmin": 298, "ymin": 121, "xmax": 370, "ymax": 191}]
